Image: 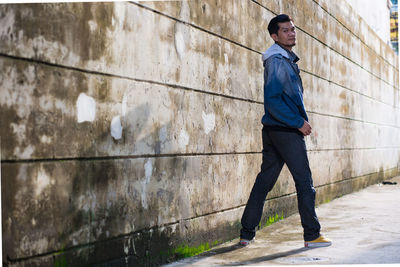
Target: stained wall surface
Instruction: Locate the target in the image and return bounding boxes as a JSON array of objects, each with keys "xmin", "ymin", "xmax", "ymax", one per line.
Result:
[{"xmin": 1, "ymin": 0, "xmax": 399, "ymax": 266}]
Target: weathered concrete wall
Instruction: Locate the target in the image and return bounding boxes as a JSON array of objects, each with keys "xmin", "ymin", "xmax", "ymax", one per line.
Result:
[
  {"xmin": 1, "ymin": 0, "xmax": 399, "ymax": 266},
  {"xmin": 345, "ymin": 0, "xmax": 392, "ymax": 44}
]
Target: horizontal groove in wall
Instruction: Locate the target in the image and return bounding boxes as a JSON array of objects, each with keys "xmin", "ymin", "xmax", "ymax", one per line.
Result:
[
  {"xmin": 301, "ymin": 68, "xmax": 400, "ymax": 111},
  {"xmin": 309, "ymin": 146, "xmax": 400, "ymax": 152},
  {"xmin": 7, "ymin": 166, "xmax": 398, "ymax": 264},
  {"xmin": 1, "ymin": 3, "xmax": 399, "ymax": 109},
  {"xmin": 2, "ymin": 146, "xmax": 400, "ymax": 164},
  {"xmin": 113, "ymin": 1, "xmax": 400, "ymax": 105},
  {"xmin": 0, "ymin": 3, "xmax": 397, "ymax": 115},
  {"xmin": 1, "ymin": 53, "xmax": 399, "ymax": 127},
  {"xmin": 170, "ymin": 165, "xmax": 399, "ymax": 223},
  {"xmin": 1, "ymin": 3, "xmax": 399, "ymax": 164},
  {"xmin": 1, "ymin": 152, "xmax": 261, "ymax": 164},
  {"xmin": 0, "ymin": 53, "xmax": 262, "ymax": 106},
  {"xmin": 307, "ymin": 110, "xmax": 400, "ymax": 129},
  {"xmin": 129, "ymin": 1, "xmax": 261, "ymax": 55}
]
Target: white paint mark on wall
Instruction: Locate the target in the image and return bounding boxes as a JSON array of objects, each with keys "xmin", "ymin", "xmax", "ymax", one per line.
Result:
[
  {"xmin": 170, "ymin": 223, "xmax": 178, "ymax": 234},
  {"xmin": 88, "ymin": 20, "xmax": 98, "ymax": 32},
  {"xmin": 175, "ymin": 31, "xmax": 185, "ymax": 59},
  {"xmin": 113, "ymin": 3, "xmax": 126, "ymax": 28},
  {"xmin": 14, "ymin": 145, "xmax": 35, "ymax": 159},
  {"xmin": 159, "ymin": 126, "xmax": 167, "ymax": 143},
  {"xmin": 76, "ymin": 93, "xmax": 96, "ymax": 123},
  {"xmin": 124, "ymin": 238, "xmax": 131, "ymax": 255},
  {"xmin": 141, "ymin": 159, "xmax": 153, "ymax": 209},
  {"xmin": 122, "ymin": 94, "xmax": 128, "ymax": 116},
  {"xmin": 40, "ymin": 135, "xmax": 52, "ymax": 144},
  {"xmin": 77, "ymin": 195, "xmax": 90, "ymax": 212},
  {"xmin": 10, "ymin": 123, "xmax": 26, "ymax": 144},
  {"xmin": 202, "ymin": 111, "xmax": 215, "ymax": 134},
  {"xmin": 174, "ymin": 0, "xmax": 191, "ymax": 59},
  {"xmin": 178, "ymin": 129, "xmax": 189, "ymax": 149},
  {"xmin": 20, "ymin": 236, "xmax": 49, "ymax": 256},
  {"xmin": 17, "ymin": 165, "xmax": 28, "ymax": 182},
  {"xmin": 144, "ymin": 159, "xmax": 153, "ymax": 181},
  {"xmin": 124, "ymin": 222, "xmax": 134, "ymax": 234},
  {"xmin": 35, "ymin": 167, "xmax": 50, "ymax": 196},
  {"xmin": 111, "ymin": 115, "xmax": 123, "ymax": 140}
]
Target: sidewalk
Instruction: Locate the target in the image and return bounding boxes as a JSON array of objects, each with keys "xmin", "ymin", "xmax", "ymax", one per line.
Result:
[{"xmin": 166, "ymin": 176, "xmax": 400, "ymax": 266}]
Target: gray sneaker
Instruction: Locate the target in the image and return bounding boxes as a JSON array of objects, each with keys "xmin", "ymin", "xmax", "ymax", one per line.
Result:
[{"xmin": 238, "ymin": 238, "xmax": 254, "ymax": 246}]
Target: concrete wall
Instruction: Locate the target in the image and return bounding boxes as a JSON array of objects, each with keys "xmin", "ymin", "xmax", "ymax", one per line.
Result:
[
  {"xmin": 345, "ymin": 0, "xmax": 392, "ymax": 44},
  {"xmin": 1, "ymin": 0, "xmax": 399, "ymax": 266}
]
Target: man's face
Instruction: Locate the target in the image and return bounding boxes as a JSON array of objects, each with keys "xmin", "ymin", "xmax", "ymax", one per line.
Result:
[{"xmin": 271, "ymin": 21, "xmax": 296, "ymax": 50}]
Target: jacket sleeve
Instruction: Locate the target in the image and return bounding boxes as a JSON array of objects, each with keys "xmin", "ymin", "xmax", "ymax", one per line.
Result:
[{"xmin": 264, "ymin": 56, "xmax": 305, "ymax": 129}]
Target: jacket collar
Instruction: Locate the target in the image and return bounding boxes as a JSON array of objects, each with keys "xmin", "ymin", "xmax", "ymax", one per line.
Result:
[{"xmin": 262, "ymin": 43, "xmax": 299, "ymax": 63}]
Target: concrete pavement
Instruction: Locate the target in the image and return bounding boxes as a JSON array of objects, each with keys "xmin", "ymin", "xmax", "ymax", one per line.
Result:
[{"xmin": 165, "ymin": 176, "xmax": 400, "ymax": 266}]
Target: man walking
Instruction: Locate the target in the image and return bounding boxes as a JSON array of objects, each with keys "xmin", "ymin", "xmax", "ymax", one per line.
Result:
[{"xmin": 239, "ymin": 14, "xmax": 331, "ymax": 248}]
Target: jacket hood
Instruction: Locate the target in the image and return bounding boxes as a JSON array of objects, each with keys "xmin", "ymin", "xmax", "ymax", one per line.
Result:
[{"xmin": 262, "ymin": 43, "xmax": 290, "ymax": 62}]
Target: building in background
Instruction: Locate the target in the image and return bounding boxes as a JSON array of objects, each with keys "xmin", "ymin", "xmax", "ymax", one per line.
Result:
[{"xmin": 390, "ymin": 0, "xmax": 398, "ymax": 53}]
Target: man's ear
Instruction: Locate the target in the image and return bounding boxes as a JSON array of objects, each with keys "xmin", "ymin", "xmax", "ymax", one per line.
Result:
[{"xmin": 271, "ymin": 33, "xmax": 279, "ymax": 42}]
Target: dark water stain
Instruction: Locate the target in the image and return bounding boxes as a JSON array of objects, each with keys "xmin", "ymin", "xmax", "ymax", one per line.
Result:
[{"xmin": 11, "ymin": 3, "xmax": 114, "ymax": 62}]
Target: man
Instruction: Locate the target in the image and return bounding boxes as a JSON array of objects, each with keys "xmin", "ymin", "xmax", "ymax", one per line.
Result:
[{"xmin": 239, "ymin": 14, "xmax": 331, "ymax": 248}]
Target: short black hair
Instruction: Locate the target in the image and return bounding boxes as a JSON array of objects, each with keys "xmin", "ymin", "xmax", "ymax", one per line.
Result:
[{"xmin": 268, "ymin": 14, "xmax": 293, "ymax": 35}]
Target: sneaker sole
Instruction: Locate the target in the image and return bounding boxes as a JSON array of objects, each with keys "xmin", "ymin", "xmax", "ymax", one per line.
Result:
[
  {"xmin": 239, "ymin": 239, "xmax": 254, "ymax": 246},
  {"xmin": 304, "ymin": 242, "xmax": 332, "ymax": 248}
]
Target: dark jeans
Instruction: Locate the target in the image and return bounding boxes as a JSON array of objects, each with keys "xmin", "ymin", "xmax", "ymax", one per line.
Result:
[{"xmin": 240, "ymin": 126, "xmax": 321, "ymax": 242}]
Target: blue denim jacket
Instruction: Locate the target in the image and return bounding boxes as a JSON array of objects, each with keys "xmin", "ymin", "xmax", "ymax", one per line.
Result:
[{"xmin": 261, "ymin": 43, "xmax": 308, "ymax": 129}]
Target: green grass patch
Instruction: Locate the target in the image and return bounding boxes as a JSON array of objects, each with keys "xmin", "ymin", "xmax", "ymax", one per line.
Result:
[
  {"xmin": 259, "ymin": 212, "xmax": 284, "ymax": 228},
  {"xmin": 173, "ymin": 243, "xmax": 210, "ymax": 258},
  {"xmin": 323, "ymin": 198, "xmax": 331, "ymax": 204},
  {"xmin": 171, "ymin": 240, "xmax": 219, "ymax": 259}
]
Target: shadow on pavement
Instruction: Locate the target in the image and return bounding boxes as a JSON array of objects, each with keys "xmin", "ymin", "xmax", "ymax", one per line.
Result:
[
  {"xmin": 183, "ymin": 244, "xmax": 315, "ymax": 266},
  {"xmin": 199, "ymin": 243, "xmax": 244, "ymax": 257},
  {"xmin": 221, "ymin": 247, "xmax": 314, "ymax": 266}
]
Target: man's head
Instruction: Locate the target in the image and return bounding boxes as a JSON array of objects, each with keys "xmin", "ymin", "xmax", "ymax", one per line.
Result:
[{"xmin": 268, "ymin": 14, "xmax": 296, "ymax": 50}]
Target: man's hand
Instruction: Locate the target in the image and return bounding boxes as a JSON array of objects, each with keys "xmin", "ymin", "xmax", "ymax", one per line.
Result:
[{"xmin": 298, "ymin": 120, "xmax": 312, "ymax": 136}]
